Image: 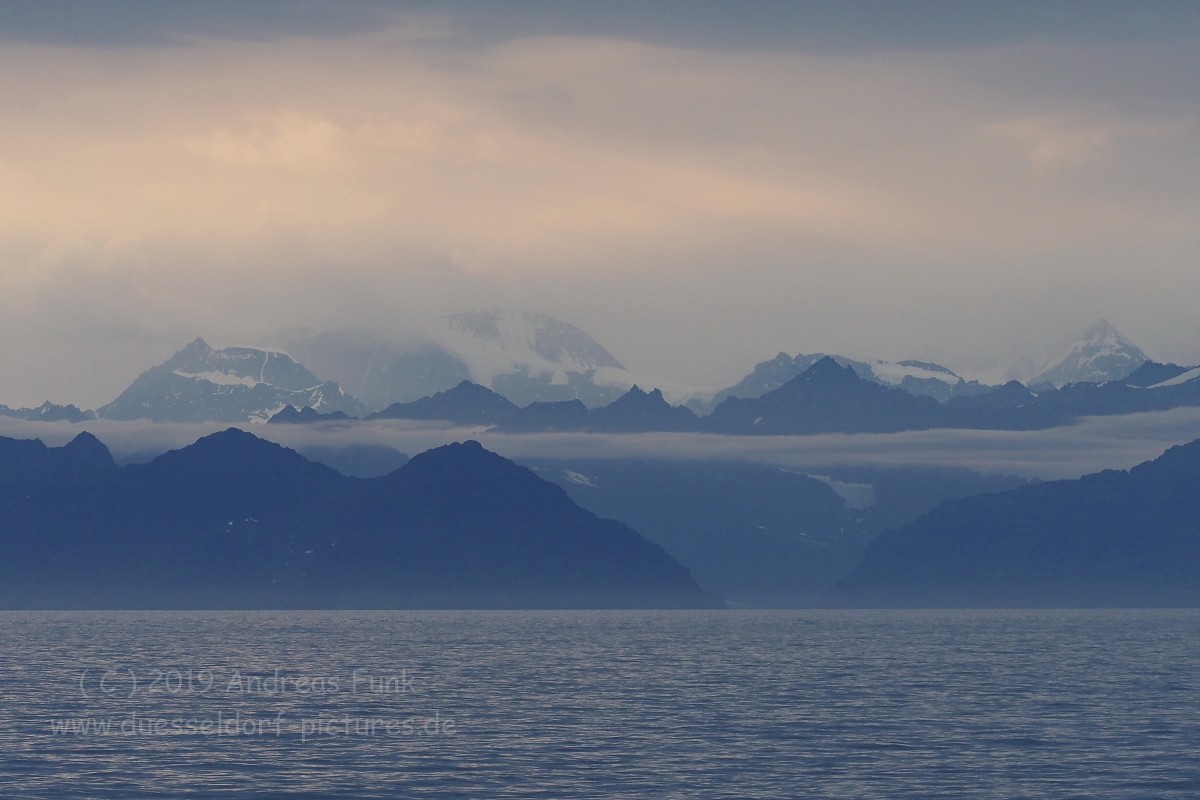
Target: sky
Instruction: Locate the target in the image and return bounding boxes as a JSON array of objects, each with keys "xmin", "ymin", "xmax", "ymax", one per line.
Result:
[{"xmin": 1, "ymin": 0, "xmax": 1198, "ymax": 408}]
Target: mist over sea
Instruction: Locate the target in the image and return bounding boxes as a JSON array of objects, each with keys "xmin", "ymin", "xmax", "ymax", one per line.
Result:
[{"xmin": 2, "ymin": 609, "xmax": 1196, "ymax": 798}]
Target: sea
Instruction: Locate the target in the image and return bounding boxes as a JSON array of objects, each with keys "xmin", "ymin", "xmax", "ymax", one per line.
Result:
[{"xmin": 0, "ymin": 609, "xmax": 1196, "ymax": 799}]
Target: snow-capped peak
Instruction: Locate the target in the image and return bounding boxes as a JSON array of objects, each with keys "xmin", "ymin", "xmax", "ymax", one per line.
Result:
[
  {"xmin": 1027, "ymin": 320, "xmax": 1150, "ymax": 388},
  {"xmin": 97, "ymin": 339, "xmax": 366, "ymax": 423}
]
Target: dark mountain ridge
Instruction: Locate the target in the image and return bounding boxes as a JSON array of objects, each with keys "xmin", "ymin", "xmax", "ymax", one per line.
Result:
[
  {"xmin": 367, "ymin": 380, "xmax": 519, "ymax": 425},
  {"xmin": 835, "ymin": 438, "xmax": 1200, "ymax": 607},
  {"xmin": 0, "ymin": 430, "xmax": 717, "ymax": 609},
  {"xmin": 707, "ymin": 357, "xmax": 942, "ymax": 434}
]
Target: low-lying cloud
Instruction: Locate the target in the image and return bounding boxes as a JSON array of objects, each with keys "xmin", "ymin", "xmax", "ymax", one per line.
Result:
[{"xmin": 5, "ymin": 407, "xmax": 1199, "ymax": 481}]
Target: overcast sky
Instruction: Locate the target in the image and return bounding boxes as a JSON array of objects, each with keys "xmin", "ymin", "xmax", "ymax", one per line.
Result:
[{"xmin": 1, "ymin": 1, "xmax": 1197, "ymax": 408}]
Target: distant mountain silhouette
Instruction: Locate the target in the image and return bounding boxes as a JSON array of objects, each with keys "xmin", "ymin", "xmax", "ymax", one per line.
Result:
[
  {"xmin": 267, "ymin": 405, "xmax": 352, "ymax": 423},
  {"xmin": 489, "ymin": 386, "xmax": 699, "ymax": 433},
  {"xmin": 707, "ymin": 357, "xmax": 942, "ymax": 434},
  {"xmin": 0, "ymin": 430, "xmax": 716, "ymax": 609},
  {"xmin": 496, "ymin": 400, "xmax": 591, "ymax": 433},
  {"xmin": 0, "ymin": 401, "xmax": 94, "ymax": 423},
  {"xmin": 705, "ymin": 352, "xmax": 865, "ymax": 409},
  {"xmin": 367, "ymin": 380, "xmax": 518, "ymax": 425},
  {"xmin": 934, "ymin": 362, "xmax": 1200, "ymax": 429},
  {"xmin": 835, "ymin": 438, "xmax": 1200, "ymax": 607},
  {"xmin": 697, "ymin": 351, "xmax": 984, "ymax": 414},
  {"xmin": 371, "ymin": 355, "xmax": 1200, "ymax": 437},
  {"xmin": 696, "ymin": 358, "xmax": 1200, "ymax": 435},
  {"xmin": 586, "ymin": 386, "xmax": 699, "ymax": 432},
  {"xmin": 98, "ymin": 338, "xmax": 365, "ymax": 423}
]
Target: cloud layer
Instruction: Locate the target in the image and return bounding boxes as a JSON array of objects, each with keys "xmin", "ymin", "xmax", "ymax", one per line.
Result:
[{"xmin": 5, "ymin": 406, "xmax": 1200, "ymax": 482}]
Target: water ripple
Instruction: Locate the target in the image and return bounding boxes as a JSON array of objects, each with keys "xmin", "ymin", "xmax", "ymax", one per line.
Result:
[{"xmin": 0, "ymin": 609, "xmax": 1196, "ymax": 798}]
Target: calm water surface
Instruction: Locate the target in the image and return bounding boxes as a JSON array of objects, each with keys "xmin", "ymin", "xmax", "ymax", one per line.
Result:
[{"xmin": 0, "ymin": 609, "xmax": 1196, "ymax": 798}]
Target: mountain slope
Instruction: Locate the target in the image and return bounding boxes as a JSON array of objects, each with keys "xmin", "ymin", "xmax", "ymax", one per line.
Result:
[
  {"xmin": 98, "ymin": 338, "xmax": 366, "ymax": 423},
  {"xmin": 835, "ymin": 439, "xmax": 1200, "ymax": 607}
]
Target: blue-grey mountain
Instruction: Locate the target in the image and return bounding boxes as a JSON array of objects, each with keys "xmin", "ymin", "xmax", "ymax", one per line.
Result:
[
  {"xmin": 0, "ymin": 430, "xmax": 716, "ymax": 609},
  {"xmin": 707, "ymin": 357, "xmax": 942, "ymax": 434},
  {"xmin": 366, "ymin": 380, "xmax": 519, "ymax": 425},
  {"xmin": 493, "ymin": 385, "xmax": 699, "ymax": 433},
  {"xmin": 0, "ymin": 401, "xmax": 94, "ymax": 423},
  {"xmin": 836, "ymin": 438, "xmax": 1200, "ymax": 607},
  {"xmin": 98, "ymin": 338, "xmax": 366, "ymax": 423}
]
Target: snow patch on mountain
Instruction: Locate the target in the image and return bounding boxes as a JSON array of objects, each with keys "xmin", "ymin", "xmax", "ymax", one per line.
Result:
[
  {"xmin": 864, "ymin": 359, "xmax": 961, "ymax": 388},
  {"xmin": 1149, "ymin": 365, "xmax": 1200, "ymax": 389},
  {"xmin": 563, "ymin": 470, "xmax": 597, "ymax": 488},
  {"xmin": 172, "ymin": 369, "xmax": 262, "ymax": 388}
]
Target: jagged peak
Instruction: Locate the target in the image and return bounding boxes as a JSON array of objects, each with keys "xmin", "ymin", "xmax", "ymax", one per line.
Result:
[
  {"xmin": 802, "ymin": 356, "xmax": 859, "ymax": 380},
  {"xmin": 611, "ymin": 385, "xmax": 671, "ymax": 406},
  {"xmin": 1029, "ymin": 319, "xmax": 1150, "ymax": 388}
]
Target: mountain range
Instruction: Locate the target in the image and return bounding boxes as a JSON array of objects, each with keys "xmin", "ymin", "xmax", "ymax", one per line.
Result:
[
  {"xmin": 3, "ymin": 315, "xmax": 1185, "ymax": 433},
  {"xmin": 259, "ymin": 355, "xmax": 1200, "ymax": 436},
  {"xmin": 0, "ymin": 401, "xmax": 94, "ymax": 423},
  {"xmin": 2, "ymin": 426, "xmax": 1192, "ymax": 609},
  {"xmin": 0, "ymin": 430, "xmax": 718, "ymax": 609}
]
